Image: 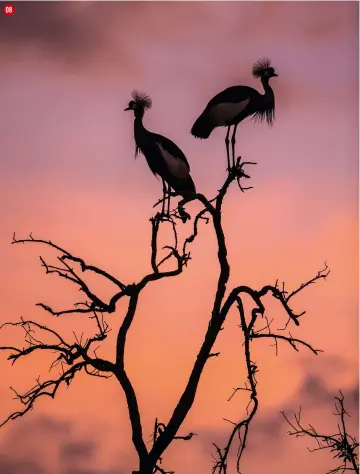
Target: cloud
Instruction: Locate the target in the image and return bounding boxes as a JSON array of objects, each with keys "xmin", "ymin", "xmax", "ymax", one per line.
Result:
[
  {"xmin": 0, "ymin": 1, "xmax": 206, "ymax": 71},
  {"xmin": 0, "ymin": 455, "xmax": 44, "ymax": 474},
  {"xmin": 60, "ymin": 440, "xmax": 96, "ymax": 462},
  {"xmin": 296, "ymin": 355, "xmax": 359, "ymax": 409},
  {"xmin": 298, "ymin": 375, "xmax": 343, "ymax": 406},
  {"xmin": 0, "ymin": 3, "xmax": 100, "ymax": 59},
  {"xmin": 255, "ymin": 373, "xmax": 359, "ymax": 446},
  {"xmin": 4, "ymin": 415, "xmax": 71, "ymax": 446},
  {"xmin": 194, "ymin": 357, "xmax": 358, "ymax": 460},
  {"xmin": 0, "ymin": 415, "xmax": 100, "ymax": 474},
  {"xmin": 0, "ymin": 1, "xmax": 138, "ymax": 72},
  {"xmin": 298, "ymin": 376, "xmax": 359, "ymax": 414},
  {"xmin": 63, "ymin": 470, "xmax": 121, "ymax": 474}
]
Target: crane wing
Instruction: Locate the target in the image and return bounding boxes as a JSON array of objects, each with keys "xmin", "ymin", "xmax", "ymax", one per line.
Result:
[
  {"xmin": 151, "ymin": 133, "xmax": 191, "ymax": 181},
  {"xmin": 203, "ymin": 86, "xmax": 259, "ymax": 126},
  {"xmin": 152, "ymin": 134, "xmax": 189, "ymax": 165},
  {"xmin": 207, "ymin": 85, "xmax": 258, "ymax": 107},
  {"xmin": 157, "ymin": 143, "xmax": 190, "ymax": 180},
  {"xmin": 208, "ymin": 98, "xmax": 250, "ymax": 126}
]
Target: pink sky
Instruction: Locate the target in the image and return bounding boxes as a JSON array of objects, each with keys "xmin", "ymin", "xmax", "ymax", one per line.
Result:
[{"xmin": 0, "ymin": 2, "xmax": 358, "ymax": 474}]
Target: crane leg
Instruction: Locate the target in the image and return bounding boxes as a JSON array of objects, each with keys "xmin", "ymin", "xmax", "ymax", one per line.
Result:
[
  {"xmin": 166, "ymin": 183, "xmax": 171, "ymax": 216},
  {"xmin": 161, "ymin": 178, "xmax": 167, "ymax": 216},
  {"xmin": 231, "ymin": 123, "xmax": 238, "ymax": 169},
  {"xmin": 225, "ymin": 126, "xmax": 231, "ymax": 171}
]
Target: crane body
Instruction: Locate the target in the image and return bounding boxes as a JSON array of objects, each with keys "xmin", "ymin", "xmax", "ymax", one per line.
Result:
[
  {"xmin": 191, "ymin": 58, "xmax": 278, "ymax": 169},
  {"xmin": 125, "ymin": 91, "xmax": 195, "ymax": 217}
]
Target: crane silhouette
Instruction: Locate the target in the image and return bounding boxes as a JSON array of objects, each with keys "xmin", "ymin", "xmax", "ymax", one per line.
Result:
[
  {"xmin": 125, "ymin": 90, "xmax": 196, "ymax": 217},
  {"xmin": 191, "ymin": 57, "xmax": 278, "ymax": 170}
]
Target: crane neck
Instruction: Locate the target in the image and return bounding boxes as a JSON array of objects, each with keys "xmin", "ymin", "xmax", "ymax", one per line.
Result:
[
  {"xmin": 133, "ymin": 110, "xmax": 151, "ymax": 145},
  {"xmin": 260, "ymin": 76, "xmax": 274, "ymax": 96},
  {"xmin": 134, "ymin": 109, "xmax": 150, "ymax": 133},
  {"xmin": 134, "ymin": 107, "xmax": 145, "ymax": 121},
  {"xmin": 134, "ymin": 115, "xmax": 143, "ymax": 126}
]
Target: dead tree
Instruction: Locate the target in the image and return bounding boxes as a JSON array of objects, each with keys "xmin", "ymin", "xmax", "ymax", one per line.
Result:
[
  {"xmin": 282, "ymin": 391, "xmax": 359, "ymax": 474},
  {"xmin": 0, "ymin": 157, "xmax": 329, "ymax": 474}
]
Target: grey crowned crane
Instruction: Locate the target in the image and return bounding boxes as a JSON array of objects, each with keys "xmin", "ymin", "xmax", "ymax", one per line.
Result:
[
  {"xmin": 125, "ymin": 91, "xmax": 196, "ymax": 217},
  {"xmin": 191, "ymin": 57, "xmax": 278, "ymax": 170}
]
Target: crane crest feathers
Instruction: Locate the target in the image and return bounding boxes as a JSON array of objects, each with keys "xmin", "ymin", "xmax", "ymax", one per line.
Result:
[
  {"xmin": 252, "ymin": 57, "xmax": 272, "ymax": 78},
  {"xmin": 131, "ymin": 90, "xmax": 152, "ymax": 110}
]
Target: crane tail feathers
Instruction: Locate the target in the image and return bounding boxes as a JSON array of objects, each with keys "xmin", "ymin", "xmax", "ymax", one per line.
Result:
[
  {"xmin": 191, "ymin": 113, "xmax": 214, "ymax": 139},
  {"xmin": 184, "ymin": 175, "xmax": 196, "ymax": 195},
  {"xmin": 169, "ymin": 175, "xmax": 196, "ymax": 198}
]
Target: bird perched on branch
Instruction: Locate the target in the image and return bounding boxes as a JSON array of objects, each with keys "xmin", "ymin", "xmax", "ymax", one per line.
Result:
[
  {"xmin": 191, "ymin": 57, "xmax": 278, "ymax": 170},
  {"xmin": 125, "ymin": 90, "xmax": 196, "ymax": 217}
]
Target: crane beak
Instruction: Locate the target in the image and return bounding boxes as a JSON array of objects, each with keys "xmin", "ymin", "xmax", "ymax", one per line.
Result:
[
  {"xmin": 124, "ymin": 106, "xmax": 131, "ymax": 111},
  {"xmin": 273, "ymin": 73, "xmax": 278, "ymax": 77}
]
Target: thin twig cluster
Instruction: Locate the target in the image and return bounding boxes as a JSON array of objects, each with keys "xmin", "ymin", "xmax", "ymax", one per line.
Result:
[{"xmin": 282, "ymin": 391, "xmax": 359, "ymax": 474}]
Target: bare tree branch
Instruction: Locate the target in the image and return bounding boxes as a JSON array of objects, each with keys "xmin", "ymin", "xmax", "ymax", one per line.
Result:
[
  {"xmin": 12, "ymin": 233, "xmax": 126, "ymax": 290},
  {"xmin": 0, "ymin": 309, "xmax": 114, "ymax": 428},
  {"xmin": 0, "ymin": 362, "xmax": 87, "ymax": 428},
  {"xmin": 282, "ymin": 391, "xmax": 359, "ymax": 474},
  {"xmin": 208, "ymin": 264, "xmax": 328, "ymax": 474},
  {"xmin": 1, "ymin": 155, "xmax": 329, "ymax": 474},
  {"xmin": 147, "ymin": 161, "xmax": 255, "ymax": 467}
]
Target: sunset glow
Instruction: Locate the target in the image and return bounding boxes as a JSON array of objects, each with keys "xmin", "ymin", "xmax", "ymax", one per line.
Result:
[{"xmin": 0, "ymin": 2, "xmax": 358, "ymax": 474}]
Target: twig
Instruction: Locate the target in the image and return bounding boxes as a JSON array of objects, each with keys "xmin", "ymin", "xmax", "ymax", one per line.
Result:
[{"xmin": 282, "ymin": 391, "xmax": 359, "ymax": 474}]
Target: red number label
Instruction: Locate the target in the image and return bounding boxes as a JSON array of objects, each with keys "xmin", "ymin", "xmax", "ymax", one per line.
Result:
[{"xmin": 4, "ymin": 4, "xmax": 15, "ymax": 16}]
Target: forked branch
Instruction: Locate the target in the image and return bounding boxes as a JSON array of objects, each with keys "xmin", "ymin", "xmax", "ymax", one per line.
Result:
[
  {"xmin": 4, "ymin": 215, "xmax": 192, "ymax": 468},
  {"xmin": 210, "ymin": 264, "xmax": 327, "ymax": 474},
  {"xmin": 0, "ymin": 311, "xmax": 113, "ymax": 428},
  {"xmin": 2, "ymin": 156, "xmax": 329, "ymax": 474}
]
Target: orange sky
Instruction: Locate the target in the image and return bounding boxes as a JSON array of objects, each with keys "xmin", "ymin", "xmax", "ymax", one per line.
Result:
[{"xmin": 0, "ymin": 2, "xmax": 358, "ymax": 474}]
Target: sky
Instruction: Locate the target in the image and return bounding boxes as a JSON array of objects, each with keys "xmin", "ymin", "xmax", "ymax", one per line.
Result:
[{"xmin": 0, "ymin": 1, "xmax": 358, "ymax": 474}]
